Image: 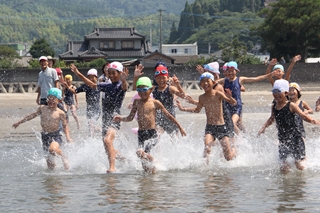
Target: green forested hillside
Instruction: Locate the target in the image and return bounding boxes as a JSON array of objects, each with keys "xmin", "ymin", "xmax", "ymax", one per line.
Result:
[
  {"xmin": 0, "ymin": 0, "xmax": 192, "ymax": 54},
  {"xmin": 169, "ymin": 0, "xmax": 265, "ymax": 53},
  {"xmin": 0, "ymin": 0, "xmax": 267, "ymax": 56}
]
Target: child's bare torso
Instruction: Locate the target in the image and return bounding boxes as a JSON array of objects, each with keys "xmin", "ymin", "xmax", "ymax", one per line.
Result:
[
  {"xmin": 40, "ymin": 106, "xmax": 64, "ymax": 132},
  {"xmin": 200, "ymin": 91, "xmax": 225, "ymax": 125},
  {"xmin": 136, "ymin": 99, "xmax": 158, "ymax": 130}
]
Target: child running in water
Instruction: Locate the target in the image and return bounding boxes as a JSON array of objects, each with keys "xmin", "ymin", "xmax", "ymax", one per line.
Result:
[
  {"xmin": 68, "ymin": 69, "xmax": 101, "ymax": 137},
  {"xmin": 113, "ymin": 77, "xmax": 186, "ymax": 173},
  {"xmin": 258, "ymin": 82, "xmax": 313, "ymax": 140},
  {"xmin": 12, "ymin": 88, "xmax": 72, "ymax": 170},
  {"xmin": 70, "ymin": 62, "xmax": 129, "ymax": 173},
  {"xmin": 63, "ymin": 74, "xmax": 80, "ymax": 129},
  {"xmin": 133, "ymin": 63, "xmax": 187, "ymax": 136},
  {"xmin": 188, "ymin": 62, "xmax": 235, "ymax": 139},
  {"xmin": 216, "ymin": 61, "xmax": 274, "ymax": 135},
  {"xmin": 258, "ymin": 79, "xmax": 320, "ymax": 174},
  {"xmin": 176, "ymin": 73, "xmax": 237, "ymax": 163}
]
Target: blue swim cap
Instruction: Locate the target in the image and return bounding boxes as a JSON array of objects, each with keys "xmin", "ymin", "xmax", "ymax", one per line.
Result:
[
  {"xmin": 273, "ymin": 64, "xmax": 284, "ymax": 72},
  {"xmin": 47, "ymin": 88, "xmax": 62, "ymax": 100},
  {"xmin": 199, "ymin": 72, "xmax": 214, "ymax": 82},
  {"xmin": 227, "ymin": 61, "xmax": 240, "ymax": 71}
]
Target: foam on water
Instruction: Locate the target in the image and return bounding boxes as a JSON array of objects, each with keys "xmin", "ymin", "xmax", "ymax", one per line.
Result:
[{"xmin": 3, "ymin": 115, "xmax": 320, "ymax": 177}]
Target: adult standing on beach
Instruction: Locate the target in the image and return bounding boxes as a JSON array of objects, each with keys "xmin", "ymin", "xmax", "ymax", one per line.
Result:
[
  {"xmin": 47, "ymin": 56, "xmax": 56, "ymax": 68},
  {"xmin": 36, "ymin": 56, "xmax": 59, "ymax": 105}
]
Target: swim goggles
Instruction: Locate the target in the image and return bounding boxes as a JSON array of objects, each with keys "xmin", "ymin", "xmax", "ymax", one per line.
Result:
[
  {"xmin": 47, "ymin": 95, "xmax": 58, "ymax": 101},
  {"xmin": 136, "ymin": 87, "xmax": 151, "ymax": 92},
  {"xmin": 154, "ymin": 70, "xmax": 168, "ymax": 76}
]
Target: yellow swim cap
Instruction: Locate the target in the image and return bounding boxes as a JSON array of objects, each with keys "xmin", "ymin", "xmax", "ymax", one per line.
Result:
[{"xmin": 65, "ymin": 74, "xmax": 73, "ymax": 81}]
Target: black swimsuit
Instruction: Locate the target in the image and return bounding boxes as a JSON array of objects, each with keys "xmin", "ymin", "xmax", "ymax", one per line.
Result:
[{"xmin": 273, "ymin": 102, "xmax": 305, "ymax": 161}]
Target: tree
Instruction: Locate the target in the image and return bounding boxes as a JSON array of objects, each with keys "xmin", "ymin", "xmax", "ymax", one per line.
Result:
[
  {"xmin": 167, "ymin": 22, "xmax": 179, "ymax": 44},
  {"xmin": 29, "ymin": 38, "xmax": 55, "ymax": 58},
  {"xmin": 192, "ymin": 0, "xmax": 205, "ymax": 28},
  {"xmin": 219, "ymin": 37, "xmax": 248, "ymax": 63},
  {"xmin": 0, "ymin": 46, "xmax": 21, "ymax": 68},
  {"xmin": 256, "ymin": 0, "xmax": 320, "ymax": 60},
  {"xmin": 177, "ymin": 2, "xmax": 195, "ymax": 43}
]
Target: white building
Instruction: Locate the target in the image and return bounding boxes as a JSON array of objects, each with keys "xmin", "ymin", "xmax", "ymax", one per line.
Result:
[
  {"xmin": 161, "ymin": 42, "xmax": 198, "ymax": 65},
  {"xmin": 161, "ymin": 42, "xmax": 198, "ymax": 56}
]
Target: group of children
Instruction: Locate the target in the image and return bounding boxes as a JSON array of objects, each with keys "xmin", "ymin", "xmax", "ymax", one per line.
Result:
[{"xmin": 12, "ymin": 57, "xmax": 320, "ymax": 174}]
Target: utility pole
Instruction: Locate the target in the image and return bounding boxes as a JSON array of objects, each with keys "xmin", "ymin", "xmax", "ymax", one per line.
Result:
[
  {"xmin": 158, "ymin": 9, "xmax": 165, "ymax": 53},
  {"xmin": 149, "ymin": 19, "xmax": 152, "ymax": 47}
]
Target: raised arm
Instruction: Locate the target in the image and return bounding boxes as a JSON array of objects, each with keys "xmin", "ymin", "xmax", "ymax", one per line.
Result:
[
  {"xmin": 120, "ymin": 67, "xmax": 129, "ymax": 91},
  {"xmin": 266, "ymin": 58, "xmax": 277, "ymax": 85},
  {"xmin": 70, "ymin": 64, "xmax": 97, "ymax": 89},
  {"xmin": 196, "ymin": 64, "xmax": 205, "ymax": 75},
  {"xmin": 240, "ymin": 72, "xmax": 273, "ymax": 84},
  {"xmin": 132, "ymin": 64, "xmax": 145, "ymax": 91},
  {"xmin": 284, "ymin": 55, "xmax": 301, "ymax": 81}
]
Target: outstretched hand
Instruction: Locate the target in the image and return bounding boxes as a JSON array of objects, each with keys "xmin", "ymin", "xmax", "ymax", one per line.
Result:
[
  {"xmin": 12, "ymin": 122, "xmax": 19, "ymax": 129},
  {"xmin": 175, "ymin": 99, "xmax": 184, "ymax": 111},
  {"xmin": 179, "ymin": 128, "xmax": 187, "ymax": 137},
  {"xmin": 113, "ymin": 115, "xmax": 122, "ymax": 122},
  {"xmin": 120, "ymin": 67, "xmax": 129, "ymax": 82},
  {"xmin": 293, "ymin": 55, "xmax": 301, "ymax": 63},
  {"xmin": 134, "ymin": 64, "xmax": 144, "ymax": 78},
  {"xmin": 224, "ymin": 88, "xmax": 232, "ymax": 96},
  {"xmin": 269, "ymin": 58, "xmax": 277, "ymax": 66},
  {"xmin": 171, "ymin": 74, "xmax": 180, "ymax": 86},
  {"xmin": 196, "ymin": 65, "xmax": 204, "ymax": 75},
  {"xmin": 70, "ymin": 64, "xmax": 79, "ymax": 74}
]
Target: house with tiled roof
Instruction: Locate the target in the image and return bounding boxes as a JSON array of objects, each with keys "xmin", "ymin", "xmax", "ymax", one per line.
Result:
[{"xmin": 59, "ymin": 27, "xmax": 152, "ymax": 63}]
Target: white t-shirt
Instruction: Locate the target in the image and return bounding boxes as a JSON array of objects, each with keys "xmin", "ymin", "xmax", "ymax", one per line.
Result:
[{"xmin": 37, "ymin": 67, "xmax": 59, "ymax": 99}]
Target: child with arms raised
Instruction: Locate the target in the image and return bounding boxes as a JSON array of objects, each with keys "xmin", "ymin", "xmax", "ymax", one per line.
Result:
[
  {"xmin": 176, "ymin": 73, "xmax": 237, "ymax": 163},
  {"xmin": 70, "ymin": 62, "xmax": 128, "ymax": 173},
  {"xmin": 113, "ymin": 77, "xmax": 186, "ymax": 173},
  {"xmin": 12, "ymin": 88, "xmax": 72, "ymax": 170}
]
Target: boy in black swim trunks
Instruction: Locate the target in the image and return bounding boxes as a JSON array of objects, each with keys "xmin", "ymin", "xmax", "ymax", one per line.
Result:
[
  {"xmin": 12, "ymin": 88, "xmax": 72, "ymax": 170},
  {"xmin": 132, "ymin": 63, "xmax": 187, "ymax": 137},
  {"xmin": 176, "ymin": 73, "xmax": 237, "ymax": 164},
  {"xmin": 258, "ymin": 79, "xmax": 320, "ymax": 174},
  {"xmin": 113, "ymin": 77, "xmax": 186, "ymax": 173}
]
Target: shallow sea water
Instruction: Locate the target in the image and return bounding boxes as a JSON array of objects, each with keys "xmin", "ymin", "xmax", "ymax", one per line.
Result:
[{"xmin": 2, "ymin": 110, "xmax": 320, "ymax": 212}]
